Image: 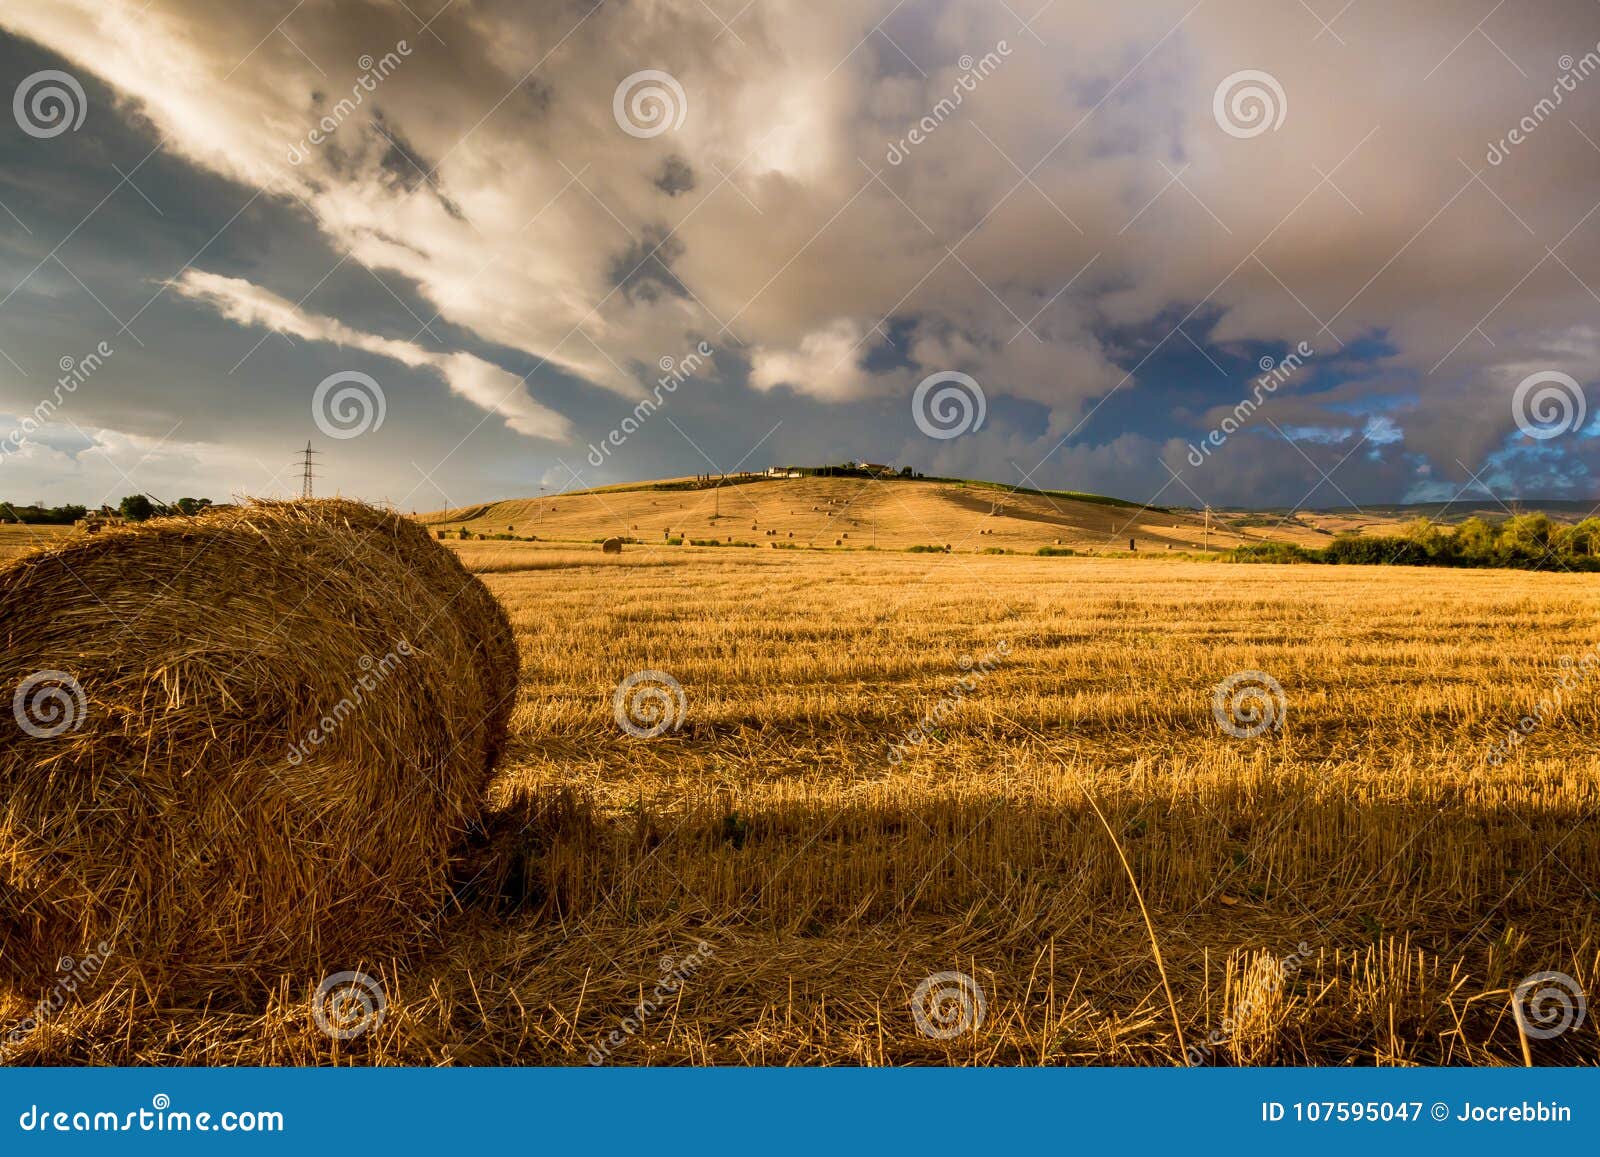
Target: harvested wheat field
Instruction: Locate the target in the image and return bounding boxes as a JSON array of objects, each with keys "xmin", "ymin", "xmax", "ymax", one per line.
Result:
[
  {"xmin": 3, "ymin": 543, "xmax": 1597, "ymax": 1065},
  {"xmin": 0, "ymin": 524, "xmax": 69, "ymax": 564}
]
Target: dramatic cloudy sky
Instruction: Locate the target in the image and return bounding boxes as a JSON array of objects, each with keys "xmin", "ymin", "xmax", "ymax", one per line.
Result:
[{"xmin": 3, "ymin": 0, "xmax": 1600, "ymax": 511}]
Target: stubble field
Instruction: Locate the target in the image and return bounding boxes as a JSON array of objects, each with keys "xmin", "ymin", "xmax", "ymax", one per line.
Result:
[{"xmin": 6, "ymin": 546, "xmax": 1599, "ymax": 1065}]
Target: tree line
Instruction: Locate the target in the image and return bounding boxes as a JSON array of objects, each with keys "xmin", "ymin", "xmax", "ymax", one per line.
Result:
[
  {"xmin": 1232, "ymin": 513, "xmax": 1600, "ymax": 571},
  {"xmin": 1, "ymin": 496, "xmax": 213, "ymax": 524}
]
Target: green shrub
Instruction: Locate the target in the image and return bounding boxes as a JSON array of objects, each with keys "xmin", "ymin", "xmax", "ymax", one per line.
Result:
[
  {"xmin": 1228, "ymin": 542, "xmax": 1315, "ymax": 564},
  {"xmin": 1226, "ymin": 517, "xmax": 1600, "ymax": 570},
  {"xmin": 1322, "ymin": 535, "xmax": 1430, "ymax": 566}
]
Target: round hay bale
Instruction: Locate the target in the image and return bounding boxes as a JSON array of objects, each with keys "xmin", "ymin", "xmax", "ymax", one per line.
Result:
[
  {"xmin": 601, "ymin": 537, "xmax": 623, "ymax": 554},
  {"xmin": 0, "ymin": 500, "xmax": 517, "ymax": 991}
]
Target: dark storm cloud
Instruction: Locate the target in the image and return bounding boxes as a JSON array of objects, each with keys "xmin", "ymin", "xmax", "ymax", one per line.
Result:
[
  {"xmin": 610, "ymin": 226, "xmax": 688, "ymax": 304},
  {"xmin": 2, "ymin": 0, "xmax": 1600, "ymax": 508},
  {"xmin": 653, "ymin": 155, "xmax": 695, "ymax": 196}
]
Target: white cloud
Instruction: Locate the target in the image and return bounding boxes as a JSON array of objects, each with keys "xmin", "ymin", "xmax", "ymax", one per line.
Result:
[
  {"xmin": 0, "ymin": 420, "xmax": 277, "ymax": 505},
  {"xmin": 168, "ymin": 270, "xmax": 571, "ymax": 440},
  {"xmin": 749, "ymin": 319, "xmax": 877, "ymax": 398}
]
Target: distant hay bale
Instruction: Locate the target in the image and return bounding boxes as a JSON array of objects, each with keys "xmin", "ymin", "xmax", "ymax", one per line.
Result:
[
  {"xmin": 602, "ymin": 537, "xmax": 623, "ymax": 554},
  {"xmin": 0, "ymin": 500, "xmax": 517, "ymax": 992}
]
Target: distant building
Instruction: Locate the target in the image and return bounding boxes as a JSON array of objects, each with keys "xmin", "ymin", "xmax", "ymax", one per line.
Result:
[
  {"xmin": 74, "ymin": 512, "xmax": 126, "ymax": 534},
  {"xmin": 856, "ymin": 461, "xmax": 894, "ymax": 476}
]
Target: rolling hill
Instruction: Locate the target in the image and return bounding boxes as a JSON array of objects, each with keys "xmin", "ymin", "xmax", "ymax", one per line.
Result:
[{"xmin": 420, "ymin": 475, "xmax": 1338, "ymax": 553}]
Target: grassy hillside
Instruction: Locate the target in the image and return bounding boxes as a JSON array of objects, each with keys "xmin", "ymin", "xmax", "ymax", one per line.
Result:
[{"xmin": 422, "ymin": 476, "xmax": 1329, "ymax": 553}]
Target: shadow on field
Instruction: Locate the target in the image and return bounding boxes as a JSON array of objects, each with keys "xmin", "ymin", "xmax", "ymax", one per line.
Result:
[
  {"xmin": 406, "ymin": 777, "xmax": 1600, "ymax": 1066},
  {"xmin": 5, "ymin": 777, "xmax": 1595, "ymax": 1066}
]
